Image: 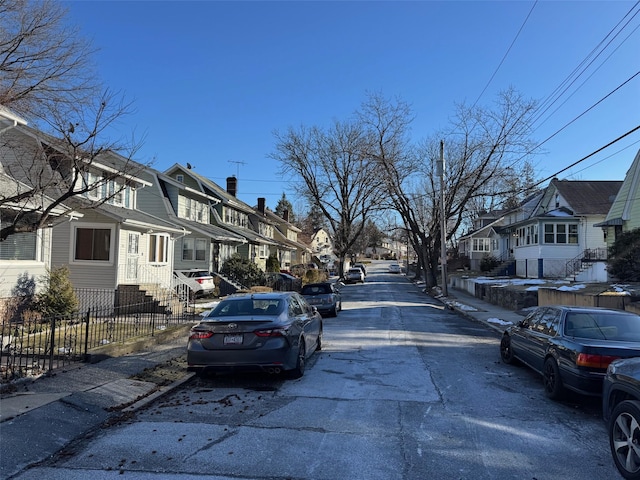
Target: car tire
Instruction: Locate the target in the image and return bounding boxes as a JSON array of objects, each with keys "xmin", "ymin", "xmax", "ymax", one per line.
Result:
[
  {"xmin": 289, "ymin": 340, "xmax": 306, "ymax": 379},
  {"xmin": 316, "ymin": 329, "xmax": 323, "ymax": 352},
  {"xmin": 500, "ymin": 335, "xmax": 516, "ymax": 364},
  {"xmin": 329, "ymin": 306, "xmax": 337, "ymax": 317},
  {"xmin": 609, "ymin": 400, "xmax": 640, "ymax": 480},
  {"xmin": 543, "ymin": 357, "xmax": 564, "ymax": 400}
]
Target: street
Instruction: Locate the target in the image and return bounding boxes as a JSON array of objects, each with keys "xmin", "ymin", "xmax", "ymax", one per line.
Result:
[{"xmin": 12, "ymin": 261, "xmax": 621, "ymax": 479}]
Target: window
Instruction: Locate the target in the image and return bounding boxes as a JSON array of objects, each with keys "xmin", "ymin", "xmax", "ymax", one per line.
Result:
[
  {"xmin": 182, "ymin": 238, "xmax": 194, "ymax": 261},
  {"xmin": 148, "ymin": 234, "xmax": 169, "ymax": 263},
  {"xmin": 0, "ymin": 231, "xmax": 37, "ymax": 260},
  {"xmin": 176, "ymin": 174, "xmax": 184, "ymax": 183},
  {"xmin": 75, "ymin": 227, "xmax": 111, "ymax": 261},
  {"xmin": 258, "ymin": 243, "xmax": 269, "ymax": 258},
  {"xmin": 472, "ymin": 238, "xmax": 490, "ymax": 252},
  {"xmin": 544, "ymin": 223, "xmax": 578, "ymax": 244},
  {"xmin": 195, "ymin": 238, "xmax": 207, "ymax": 261},
  {"xmin": 127, "ymin": 233, "xmax": 139, "ymax": 254}
]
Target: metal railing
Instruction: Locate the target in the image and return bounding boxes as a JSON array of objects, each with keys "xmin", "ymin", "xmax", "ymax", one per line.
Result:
[
  {"xmin": 1, "ymin": 288, "xmax": 193, "ymax": 383},
  {"xmin": 565, "ymin": 248, "xmax": 608, "ymax": 279}
]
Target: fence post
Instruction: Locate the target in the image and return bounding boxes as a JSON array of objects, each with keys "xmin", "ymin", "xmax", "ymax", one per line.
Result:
[
  {"xmin": 48, "ymin": 316, "xmax": 56, "ymax": 374},
  {"xmin": 84, "ymin": 308, "xmax": 91, "ymax": 362}
]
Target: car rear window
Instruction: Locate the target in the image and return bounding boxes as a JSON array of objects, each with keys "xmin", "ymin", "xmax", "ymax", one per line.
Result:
[
  {"xmin": 301, "ymin": 285, "xmax": 328, "ymax": 295},
  {"xmin": 187, "ymin": 271, "xmax": 210, "ymax": 278},
  {"xmin": 564, "ymin": 311, "xmax": 640, "ymax": 341},
  {"xmin": 207, "ymin": 299, "xmax": 283, "ymax": 317}
]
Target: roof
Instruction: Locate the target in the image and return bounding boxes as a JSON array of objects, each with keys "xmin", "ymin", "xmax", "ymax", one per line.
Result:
[{"xmin": 551, "ymin": 179, "xmax": 622, "ymax": 215}]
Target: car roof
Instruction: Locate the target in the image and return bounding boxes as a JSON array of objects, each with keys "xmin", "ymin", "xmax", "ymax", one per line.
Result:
[
  {"xmin": 226, "ymin": 292, "xmax": 293, "ymax": 300},
  {"xmin": 542, "ymin": 305, "xmax": 638, "ymax": 315}
]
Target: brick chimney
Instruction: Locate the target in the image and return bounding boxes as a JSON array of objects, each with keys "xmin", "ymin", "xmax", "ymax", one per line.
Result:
[
  {"xmin": 257, "ymin": 197, "xmax": 266, "ymax": 214},
  {"xmin": 283, "ymin": 209, "xmax": 289, "ymax": 222},
  {"xmin": 226, "ymin": 176, "xmax": 237, "ymax": 197}
]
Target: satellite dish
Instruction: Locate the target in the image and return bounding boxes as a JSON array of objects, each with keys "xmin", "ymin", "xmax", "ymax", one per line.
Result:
[{"xmin": 186, "ymin": 162, "xmax": 192, "ymax": 169}]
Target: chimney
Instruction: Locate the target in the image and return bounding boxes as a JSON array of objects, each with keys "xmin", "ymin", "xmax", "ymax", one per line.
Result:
[
  {"xmin": 283, "ymin": 209, "xmax": 289, "ymax": 222},
  {"xmin": 226, "ymin": 176, "xmax": 237, "ymax": 197},
  {"xmin": 258, "ymin": 197, "xmax": 266, "ymax": 214}
]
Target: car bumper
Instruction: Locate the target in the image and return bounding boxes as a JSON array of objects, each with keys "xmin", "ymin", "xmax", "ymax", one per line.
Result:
[
  {"xmin": 187, "ymin": 339, "xmax": 297, "ymax": 372},
  {"xmin": 562, "ymin": 368, "xmax": 605, "ymax": 396}
]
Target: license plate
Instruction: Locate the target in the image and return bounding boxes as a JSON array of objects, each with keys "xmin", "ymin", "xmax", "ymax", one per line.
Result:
[{"xmin": 223, "ymin": 334, "xmax": 243, "ymax": 345}]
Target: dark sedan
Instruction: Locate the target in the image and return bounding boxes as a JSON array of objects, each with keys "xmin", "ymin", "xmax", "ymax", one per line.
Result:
[
  {"xmin": 301, "ymin": 282, "xmax": 342, "ymax": 317},
  {"xmin": 500, "ymin": 305, "xmax": 640, "ymax": 399},
  {"xmin": 187, "ymin": 292, "xmax": 322, "ymax": 378},
  {"xmin": 603, "ymin": 357, "xmax": 640, "ymax": 480}
]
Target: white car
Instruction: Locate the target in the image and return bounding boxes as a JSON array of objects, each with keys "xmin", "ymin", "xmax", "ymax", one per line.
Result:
[
  {"xmin": 174, "ymin": 269, "xmax": 216, "ymax": 297},
  {"xmin": 388, "ymin": 263, "xmax": 402, "ymax": 274},
  {"xmin": 345, "ymin": 267, "xmax": 365, "ymax": 284}
]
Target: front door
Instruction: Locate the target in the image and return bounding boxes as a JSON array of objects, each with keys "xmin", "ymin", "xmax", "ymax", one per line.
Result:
[{"xmin": 126, "ymin": 232, "xmax": 140, "ymax": 281}]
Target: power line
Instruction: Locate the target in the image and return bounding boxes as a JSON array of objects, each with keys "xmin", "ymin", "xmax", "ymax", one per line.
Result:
[
  {"xmin": 528, "ymin": 124, "xmax": 640, "ymax": 191},
  {"xmin": 472, "ymin": 0, "xmax": 538, "ymax": 109}
]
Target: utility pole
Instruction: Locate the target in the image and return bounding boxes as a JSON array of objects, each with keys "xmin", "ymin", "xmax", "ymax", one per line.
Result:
[{"xmin": 438, "ymin": 140, "xmax": 448, "ymax": 296}]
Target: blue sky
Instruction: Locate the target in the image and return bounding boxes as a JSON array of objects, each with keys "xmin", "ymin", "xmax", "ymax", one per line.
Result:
[{"xmin": 64, "ymin": 1, "xmax": 639, "ymax": 212}]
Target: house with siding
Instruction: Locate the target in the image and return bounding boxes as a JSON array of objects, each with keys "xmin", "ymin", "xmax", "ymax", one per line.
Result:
[
  {"xmin": 252, "ymin": 198, "xmax": 312, "ymax": 269},
  {"xmin": 498, "ymin": 179, "xmax": 621, "ymax": 281},
  {"xmin": 0, "ymin": 121, "xmax": 186, "ymax": 310},
  {"xmin": 136, "ymin": 167, "xmax": 245, "ymax": 275},
  {"xmin": 595, "ymin": 149, "xmax": 640, "ymax": 248},
  {"xmin": 164, "ymin": 167, "xmax": 277, "ymax": 271},
  {"xmin": 458, "ymin": 192, "xmax": 542, "ymax": 272}
]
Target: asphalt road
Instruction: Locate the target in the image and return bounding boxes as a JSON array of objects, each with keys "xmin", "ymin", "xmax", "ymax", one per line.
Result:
[{"xmin": 12, "ymin": 261, "xmax": 622, "ymax": 479}]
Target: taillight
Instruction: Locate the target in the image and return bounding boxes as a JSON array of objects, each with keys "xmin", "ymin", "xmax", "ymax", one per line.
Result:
[
  {"xmin": 196, "ymin": 278, "xmax": 205, "ymax": 284},
  {"xmin": 189, "ymin": 330, "xmax": 213, "ymax": 340},
  {"xmin": 576, "ymin": 353, "xmax": 620, "ymax": 368},
  {"xmin": 254, "ymin": 328, "xmax": 287, "ymax": 337}
]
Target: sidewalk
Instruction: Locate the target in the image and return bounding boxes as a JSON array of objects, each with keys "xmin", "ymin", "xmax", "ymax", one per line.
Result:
[
  {"xmin": 425, "ymin": 283, "xmax": 527, "ymax": 333},
  {"xmin": 0, "ymin": 334, "xmax": 194, "ymax": 480},
  {"xmin": 0, "ymin": 287, "xmax": 522, "ymax": 479}
]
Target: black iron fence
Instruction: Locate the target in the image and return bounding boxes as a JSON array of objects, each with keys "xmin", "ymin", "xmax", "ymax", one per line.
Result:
[{"xmin": 1, "ymin": 287, "xmax": 194, "ymax": 383}]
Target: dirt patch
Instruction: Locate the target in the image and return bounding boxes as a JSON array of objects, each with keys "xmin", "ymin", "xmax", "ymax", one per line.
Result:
[{"xmin": 130, "ymin": 354, "xmax": 189, "ymax": 387}]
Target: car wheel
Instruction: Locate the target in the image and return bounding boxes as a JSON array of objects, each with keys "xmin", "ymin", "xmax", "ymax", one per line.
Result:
[
  {"xmin": 316, "ymin": 329, "xmax": 323, "ymax": 352},
  {"xmin": 329, "ymin": 305, "xmax": 337, "ymax": 317},
  {"xmin": 609, "ymin": 400, "xmax": 640, "ymax": 480},
  {"xmin": 543, "ymin": 357, "xmax": 564, "ymax": 400},
  {"xmin": 289, "ymin": 340, "xmax": 306, "ymax": 379},
  {"xmin": 500, "ymin": 335, "xmax": 516, "ymax": 364}
]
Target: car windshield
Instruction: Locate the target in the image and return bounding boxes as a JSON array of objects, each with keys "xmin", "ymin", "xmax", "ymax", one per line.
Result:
[
  {"xmin": 564, "ymin": 311, "xmax": 640, "ymax": 341},
  {"xmin": 301, "ymin": 285, "xmax": 329, "ymax": 295},
  {"xmin": 206, "ymin": 298, "xmax": 283, "ymax": 318}
]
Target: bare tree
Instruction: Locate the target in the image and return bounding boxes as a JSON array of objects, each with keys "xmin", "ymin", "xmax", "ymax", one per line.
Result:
[
  {"xmin": 1, "ymin": 91, "xmax": 146, "ymax": 241},
  {"xmin": 363, "ymin": 89, "xmax": 538, "ymax": 287},
  {"xmin": 272, "ymin": 120, "xmax": 384, "ymax": 277},
  {"xmin": 0, "ymin": 0, "xmax": 146, "ymax": 242},
  {"xmin": 0, "ymin": 0, "xmax": 99, "ymax": 120}
]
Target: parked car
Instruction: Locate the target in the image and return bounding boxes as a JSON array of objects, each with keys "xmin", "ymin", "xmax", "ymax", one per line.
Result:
[
  {"xmin": 174, "ymin": 269, "xmax": 216, "ymax": 297},
  {"xmin": 499, "ymin": 305, "xmax": 640, "ymax": 399},
  {"xmin": 603, "ymin": 357, "xmax": 640, "ymax": 479},
  {"xmin": 187, "ymin": 292, "xmax": 322, "ymax": 378},
  {"xmin": 388, "ymin": 263, "xmax": 402, "ymax": 274},
  {"xmin": 353, "ymin": 263, "xmax": 367, "ymax": 276},
  {"xmin": 344, "ymin": 267, "xmax": 365, "ymax": 284},
  {"xmin": 301, "ymin": 282, "xmax": 342, "ymax": 317}
]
